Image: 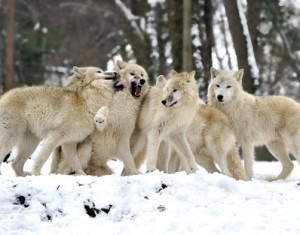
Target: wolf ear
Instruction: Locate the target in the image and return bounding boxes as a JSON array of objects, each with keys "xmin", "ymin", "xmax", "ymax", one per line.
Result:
[
  {"xmin": 235, "ymin": 69, "xmax": 244, "ymax": 82},
  {"xmin": 116, "ymin": 60, "xmax": 127, "ymax": 70},
  {"xmin": 189, "ymin": 70, "xmax": 196, "ymax": 78},
  {"xmin": 210, "ymin": 67, "xmax": 219, "ymax": 79},
  {"xmin": 170, "ymin": 70, "xmax": 178, "ymax": 76},
  {"xmin": 156, "ymin": 75, "xmax": 167, "ymax": 86},
  {"xmin": 73, "ymin": 66, "xmax": 86, "ymax": 75}
]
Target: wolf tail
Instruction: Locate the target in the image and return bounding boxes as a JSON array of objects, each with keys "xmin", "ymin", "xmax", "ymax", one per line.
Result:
[{"xmin": 227, "ymin": 148, "xmax": 247, "ymax": 181}]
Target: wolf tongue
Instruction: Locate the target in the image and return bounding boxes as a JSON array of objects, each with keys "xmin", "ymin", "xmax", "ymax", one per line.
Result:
[{"xmin": 135, "ymin": 85, "xmax": 141, "ymax": 97}]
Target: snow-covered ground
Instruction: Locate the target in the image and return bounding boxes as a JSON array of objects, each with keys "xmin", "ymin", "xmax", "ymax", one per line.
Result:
[{"xmin": 1, "ymin": 154, "xmax": 300, "ymax": 235}]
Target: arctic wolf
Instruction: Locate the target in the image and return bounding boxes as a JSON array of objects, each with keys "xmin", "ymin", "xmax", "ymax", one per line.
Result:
[
  {"xmin": 185, "ymin": 103, "xmax": 247, "ymax": 180},
  {"xmin": 150, "ymin": 99, "xmax": 247, "ymax": 180},
  {"xmin": 0, "ymin": 66, "xmax": 116, "ymax": 176},
  {"xmin": 54, "ymin": 61, "xmax": 149, "ymax": 176},
  {"xmin": 208, "ymin": 67, "xmax": 300, "ymax": 180},
  {"xmin": 140, "ymin": 71, "xmax": 199, "ymax": 174}
]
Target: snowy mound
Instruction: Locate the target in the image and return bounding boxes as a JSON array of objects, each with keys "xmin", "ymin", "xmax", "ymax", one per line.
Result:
[{"xmin": 1, "ymin": 161, "xmax": 300, "ymax": 234}]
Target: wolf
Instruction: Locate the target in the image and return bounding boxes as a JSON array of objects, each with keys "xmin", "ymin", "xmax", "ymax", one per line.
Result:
[
  {"xmin": 186, "ymin": 103, "xmax": 247, "ymax": 180},
  {"xmin": 138, "ymin": 71, "xmax": 199, "ymax": 174},
  {"xmin": 149, "ymin": 99, "xmax": 247, "ymax": 180},
  {"xmin": 0, "ymin": 66, "xmax": 116, "ymax": 176},
  {"xmin": 53, "ymin": 61, "xmax": 149, "ymax": 176},
  {"xmin": 207, "ymin": 67, "xmax": 300, "ymax": 180}
]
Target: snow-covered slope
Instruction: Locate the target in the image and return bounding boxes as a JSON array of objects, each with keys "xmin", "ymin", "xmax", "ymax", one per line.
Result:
[{"xmin": 1, "ymin": 159, "xmax": 300, "ymax": 235}]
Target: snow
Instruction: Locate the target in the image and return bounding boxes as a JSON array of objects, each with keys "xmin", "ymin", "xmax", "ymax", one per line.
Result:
[
  {"xmin": 115, "ymin": 0, "xmax": 144, "ymax": 41},
  {"xmin": 1, "ymin": 156, "xmax": 300, "ymax": 235}
]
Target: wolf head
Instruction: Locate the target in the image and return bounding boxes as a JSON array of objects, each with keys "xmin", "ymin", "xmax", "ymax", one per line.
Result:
[
  {"xmin": 65, "ymin": 66, "xmax": 117, "ymax": 91},
  {"xmin": 114, "ymin": 60, "xmax": 149, "ymax": 99},
  {"xmin": 161, "ymin": 70, "xmax": 197, "ymax": 107},
  {"xmin": 208, "ymin": 68, "xmax": 244, "ymax": 104}
]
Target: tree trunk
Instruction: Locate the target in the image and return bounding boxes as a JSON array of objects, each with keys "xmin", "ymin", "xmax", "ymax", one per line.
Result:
[
  {"xmin": 182, "ymin": 0, "xmax": 192, "ymax": 71},
  {"xmin": 247, "ymin": 0, "xmax": 262, "ymax": 61},
  {"xmin": 166, "ymin": 0, "xmax": 183, "ymax": 72},
  {"xmin": 4, "ymin": 0, "xmax": 15, "ymax": 91},
  {"xmin": 202, "ymin": 0, "xmax": 214, "ymax": 88},
  {"xmin": 114, "ymin": 0, "xmax": 150, "ymax": 70},
  {"xmin": 223, "ymin": 0, "xmax": 256, "ymax": 93}
]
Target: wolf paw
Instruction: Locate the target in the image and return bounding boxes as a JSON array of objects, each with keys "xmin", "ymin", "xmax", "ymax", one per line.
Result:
[{"xmin": 94, "ymin": 106, "xmax": 109, "ymax": 130}]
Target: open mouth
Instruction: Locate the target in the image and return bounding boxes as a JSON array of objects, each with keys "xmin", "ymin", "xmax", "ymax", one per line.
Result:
[
  {"xmin": 113, "ymin": 80, "xmax": 124, "ymax": 92},
  {"xmin": 104, "ymin": 72, "xmax": 118, "ymax": 81},
  {"xmin": 162, "ymin": 100, "xmax": 177, "ymax": 107},
  {"xmin": 131, "ymin": 82, "xmax": 142, "ymax": 98},
  {"xmin": 169, "ymin": 101, "xmax": 177, "ymax": 107}
]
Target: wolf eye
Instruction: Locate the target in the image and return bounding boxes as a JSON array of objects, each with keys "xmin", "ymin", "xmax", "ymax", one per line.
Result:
[
  {"xmin": 96, "ymin": 70, "xmax": 103, "ymax": 73},
  {"xmin": 216, "ymin": 84, "xmax": 220, "ymax": 88},
  {"xmin": 130, "ymin": 72, "xmax": 135, "ymax": 76},
  {"xmin": 227, "ymin": 85, "xmax": 231, "ymax": 88},
  {"xmin": 173, "ymin": 88, "xmax": 177, "ymax": 92},
  {"xmin": 141, "ymin": 73, "xmax": 144, "ymax": 77}
]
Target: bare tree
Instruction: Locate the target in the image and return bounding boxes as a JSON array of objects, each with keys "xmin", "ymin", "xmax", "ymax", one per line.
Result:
[
  {"xmin": 4, "ymin": 0, "xmax": 15, "ymax": 91},
  {"xmin": 223, "ymin": 0, "xmax": 257, "ymax": 93},
  {"xmin": 182, "ymin": 0, "xmax": 192, "ymax": 71},
  {"xmin": 166, "ymin": 0, "xmax": 183, "ymax": 72},
  {"xmin": 247, "ymin": 0, "xmax": 263, "ymax": 64}
]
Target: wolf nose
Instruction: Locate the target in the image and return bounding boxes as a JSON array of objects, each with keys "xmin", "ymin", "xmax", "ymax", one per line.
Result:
[
  {"xmin": 217, "ymin": 95, "xmax": 223, "ymax": 101},
  {"xmin": 162, "ymin": 100, "xmax": 167, "ymax": 105},
  {"xmin": 140, "ymin": 79, "xmax": 145, "ymax": 85}
]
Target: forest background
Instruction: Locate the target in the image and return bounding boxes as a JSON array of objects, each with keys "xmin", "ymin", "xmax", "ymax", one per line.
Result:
[{"xmin": 0, "ymin": 0, "xmax": 299, "ymax": 161}]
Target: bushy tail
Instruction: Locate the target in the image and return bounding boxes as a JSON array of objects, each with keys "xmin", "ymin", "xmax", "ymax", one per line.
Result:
[
  {"xmin": 227, "ymin": 148, "xmax": 247, "ymax": 181},
  {"xmin": 85, "ymin": 157, "xmax": 113, "ymax": 176}
]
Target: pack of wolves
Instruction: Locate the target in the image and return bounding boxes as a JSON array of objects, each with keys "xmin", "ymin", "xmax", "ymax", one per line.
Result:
[{"xmin": 0, "ymin": 60, "xmax": 299, "ymax": 181}]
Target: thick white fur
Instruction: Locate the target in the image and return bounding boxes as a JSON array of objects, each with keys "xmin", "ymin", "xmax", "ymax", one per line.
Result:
[
  {"xmin": 0, "ymin": 66, "xmax": 115, "ymax": 176},
  {"xmin": 156, "ymin": 100, "xmax": 247, "ymax": 180},
  {"xmin": 208, "ymin": 67, "xmax": 300, "ymax": 180},
  {"xmin": 136, "ymin": 71, "xmax": 199, "ymax": 174},
  {"xmin": 54, "ymin": 61, "xmax": 149, "ymax": 176},
  {"xmin": 185, "ymin": 103, "xmax": 247, "ymax": 180}
]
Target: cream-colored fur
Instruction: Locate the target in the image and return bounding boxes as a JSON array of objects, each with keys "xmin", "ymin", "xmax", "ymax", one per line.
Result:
[
  {"xmin": 157, "ymin": 102, "xmax": 247, "ymax": 180},
  {"xmin": 54, "ymin": 61, "xmax": 149, "ymax": 176},
  {"xmin": 0, "ymin": 66, "xmax": 115, "ymax": 176},
  {"xmin": 187, "ymin": 104, "xmax": 246, "ymax": 180},
  {"xmin": 141, "ymin": 71, "xmax": 199, "ymax": 174},
  {"xmin": 208, "ymin": 67, "xmax": 300, "ymax": 180}
]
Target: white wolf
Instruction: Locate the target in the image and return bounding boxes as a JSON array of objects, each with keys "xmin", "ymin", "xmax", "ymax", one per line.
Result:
[
  {"xmin": 53, "ymin": 61, "xmax": 149, "ymax": 176},
  {"xmin": 183, "ymin": 103, "xmax": 246, "ymax": 180},
  {"xmin": 208, "ymin": 67, "xmax": 300, "ymax": 180},
  {"xmin": 141, "ymin": 71, "xmax": 199, "ymax": 174},
  {"xmin": 0, "ymin": 67, "xmax": 116, "ymax": 176},
  {"xmin": 146, "ymin": 98, "xmax": 247, "ymax": 181}
]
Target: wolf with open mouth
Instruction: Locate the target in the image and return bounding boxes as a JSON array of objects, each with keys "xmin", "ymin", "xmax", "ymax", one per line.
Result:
[{"xmin": 54, "ymin": 60, "xmax": 150, "ymax": 176}]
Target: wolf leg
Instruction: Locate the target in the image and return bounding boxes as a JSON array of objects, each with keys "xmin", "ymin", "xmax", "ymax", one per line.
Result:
[
  {"xmin": 157, "ymin": 139, "xmax": 172, "ymax": 173},
  {"xmin": 32, "ymin": 133, "xmax": 62, "ymax": 175},
  {"xmin": 145, "ymin": 130, "xmax": 164, "ymax": 172},
  {"xmin": 12, "ymin": 133, "xmax": 40, "ymax": 176},
  {"xmin": 116, "ymin": 138, "xmax": 140, "ymax": 175},
  {"xmin": 94, "ymin": 106, "xmax": 110, "ymax": 131},
  {"xmin": 266, "ymin": 140, "xmax": 293, "ymax": 181},
  {"xmin": 50, "ymin": 147, "xmax": 62, "ymax": 174},
  {"xmin": 240, "ymin": 142, "xmax": 255, "ymax": 180},
  {"xmin": 167, "ymin": 151, "xmax": 182, "ymax": 173},
  {"xmin": 61, "ymin": 143, "xmax": 86, "ymax": 175},
  {"xmin": 120, "ymin": 136, "xmax": 146, "ymax": 175},
  {"xmin": 171, "ymin": 134, "xmax": 198, "ymax": 174},
  {"xmin": 0, "ymin": 139, "xmax": 15, "ymax": 175}
]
